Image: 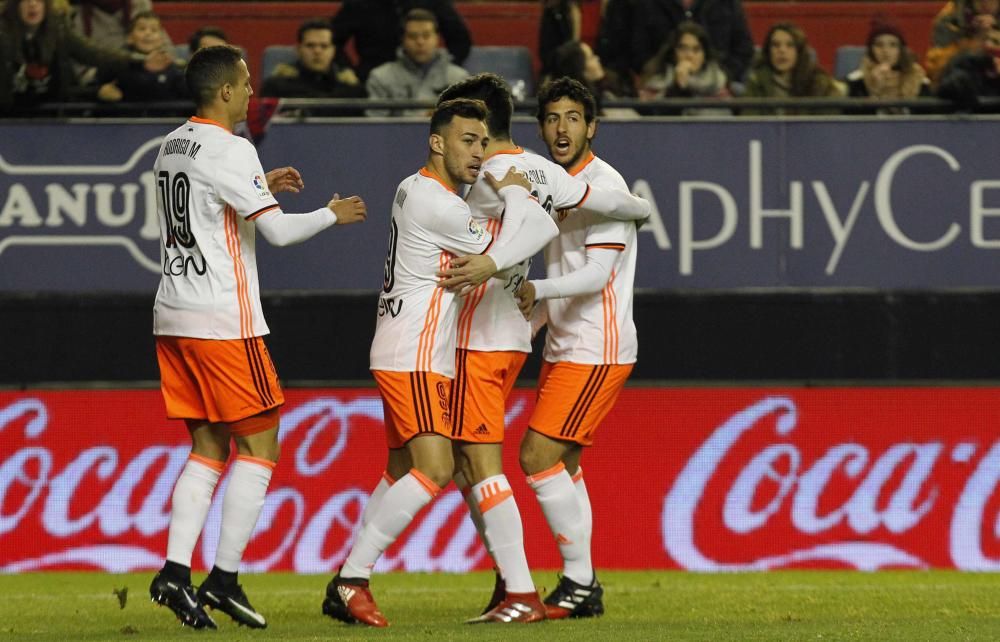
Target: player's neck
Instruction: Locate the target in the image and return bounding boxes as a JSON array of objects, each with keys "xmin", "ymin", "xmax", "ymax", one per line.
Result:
[
  {"xmin": 423, "ymin": 158, "xmax": 458, "ymax": 192},
  {"xmin": 195, "ymin": 106, "xmax": 235, "ymax": 132},
  {"xmin": 485, "ymin": 136, "xmax": 518, "ymax": 155}
]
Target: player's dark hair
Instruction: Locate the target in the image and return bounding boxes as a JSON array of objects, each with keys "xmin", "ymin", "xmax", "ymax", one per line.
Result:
[
  {"xmin": 535, "ymin": 76, "xmax": 597, "ymax": 125},
  {"xmin": 188, "ymin": 25, "xmax": 228, "ymax": 53},
  {"xmin": 403, "ymin": 8, "xmax": 438, "ymax": 31},
  {"xmin": 185, "ymin": 44, "xmax": 244, "ymax": 108},
  {"xmin": 437, "ymin": 73, "xmax": 512, "ymax": 140},
  {"xmin": 128, "ymin": 10, "xmax": 160, "ymax": 32},
  {"xmin": 430, "ymin": 98, "xmax": 488, "ymax": 135},
  {"xmin": 297, "ymin": 18, "xmax": 333, "ymax": 44}
]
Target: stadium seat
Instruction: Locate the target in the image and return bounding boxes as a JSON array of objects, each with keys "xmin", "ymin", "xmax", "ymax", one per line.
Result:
[
  {"xmin": 261, "ymin": 45, "xmax": 298, "ymax": 80},
  {"xmin": 461, "ymin": 46, "xmax": 535, "ymax": 100},
  {"xmin": 834, "ymin": 45, "xmax": 867, "ymax": 80}
]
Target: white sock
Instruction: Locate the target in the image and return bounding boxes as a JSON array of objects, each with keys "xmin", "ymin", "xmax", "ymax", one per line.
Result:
[
  {"xmin": 473, "ymin": 474, "xmax": 534, "ymax": 593},
  {"xmin": 213, "ymin": 455, "xmax": 274, "ymax": 573},
  {"xmin": 166, "ymin": 455, "xmax": 223, "ymax": 567},
  {"xmin": 342, "ymin": 469, "xmax": 439, "ymax": 580},
  {"xmin": 457, "ymin": 473, "xmax": 495, "ymax": 565},
  {"xmin": 527, "ymin": 462, "xmax": 592, "ymax": 585},
  {"xmin": 361, "ymin": 472, "xmax": 395, "ymax": 528},
  {"xmin": 572, "ymin": 467, "xmax": 593, "ymax": 570}
]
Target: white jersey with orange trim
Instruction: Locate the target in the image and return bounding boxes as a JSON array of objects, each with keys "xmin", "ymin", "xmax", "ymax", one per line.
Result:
[
  {"xmin": 459, "ymin": 146, "xmax": 589, "ymax": 352},
  {"xmin": 543, "ymin": 153, "xmax": 638, "ymax": 365},
  {"xmin": 370, "ymin": 168, "xmax": 494, "ymax": 377},
  {"xmin": 153, "ymin": 117, "xmax": 280, "ymax": 340}
]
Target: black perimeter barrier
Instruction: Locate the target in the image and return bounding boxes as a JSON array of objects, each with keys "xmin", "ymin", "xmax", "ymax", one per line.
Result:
[{"xmin": 2, "ymin": 291, "xmax": 999, "ymax": 387}]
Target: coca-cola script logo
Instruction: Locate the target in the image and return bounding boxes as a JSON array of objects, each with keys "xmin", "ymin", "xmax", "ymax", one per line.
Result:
[
  {"xmin": 2, "ymin": 389, "xmax": 999, "ymax": 573},
  {"xmin": 662, "ymin": 395, "xmax": 1000, "ymax": 571},
  {"xmin": 0, "ymin": 394, "xmax": 492, "ymax": 573}
]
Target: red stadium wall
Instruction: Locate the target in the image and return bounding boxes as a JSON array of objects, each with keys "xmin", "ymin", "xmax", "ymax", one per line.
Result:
[
  {"xmin": 3, "ymin": 388, "xmax": 1000, "ymax": 574},
  {"xmin": 157, "ymin": 2, "xmax": 941, "ymax": 84}
]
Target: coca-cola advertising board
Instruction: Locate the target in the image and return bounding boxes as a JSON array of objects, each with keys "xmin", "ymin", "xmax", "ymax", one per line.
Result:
[{"xmin": 2, "ymin": 388, "xmax": 999, "ymax": 573}]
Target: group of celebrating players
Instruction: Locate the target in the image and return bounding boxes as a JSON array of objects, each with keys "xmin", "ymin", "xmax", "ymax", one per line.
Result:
[{"xmin": 147, "ymin": 42, "xmax": 648, "ymax": 630}]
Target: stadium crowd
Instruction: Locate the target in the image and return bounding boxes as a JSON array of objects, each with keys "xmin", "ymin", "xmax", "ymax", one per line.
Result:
[{"xmin": 1, "ymin": 0, "xmax": 999, "ymax": 115}]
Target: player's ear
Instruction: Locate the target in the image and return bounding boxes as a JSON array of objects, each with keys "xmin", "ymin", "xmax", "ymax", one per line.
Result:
[
  {"xmin": 220, "ymin": 82, "xmax": 233, "ymax": 102},
  {"xmin": 429, "ymin": 133, "xmax": 445, "ymax": 155}
]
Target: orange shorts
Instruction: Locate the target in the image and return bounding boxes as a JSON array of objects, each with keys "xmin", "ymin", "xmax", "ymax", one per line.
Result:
[
  {"xmin": 156, "ymin": 335, "xmax": 284, "ymax": 427},
  {"xmin": 450, "ymin": 349, "xmax": 527, "ymax": 443},
  {"xmin": 528, "ymin": 360, "xmax": 633, "ymax": 446},
  {"xmin": 373, "ymin": 370, "xmax": 453, "ymax": 449}
]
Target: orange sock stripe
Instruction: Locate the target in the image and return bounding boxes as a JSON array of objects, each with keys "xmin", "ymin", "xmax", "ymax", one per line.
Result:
[
  {"xmin": 188, "ymin": 453, "xmax": 226, "ymax": 473},
  {"xmin": 478, "ymin": 489, "xmax": 513, "ymax": 514},
  {"xmin": 526, "ymin": 461, "xmax": 566, "ymax": 486},
  {"xmin": 236, "ymin": 454, "xmax": 277, "ymax": 471},
  {"xmin": 382, "ymin": 471, "xmax": 396, "ymax": 485},
  {"xmin": 409, "ymin": 468, "xmax": 441, "ymax": 497}
]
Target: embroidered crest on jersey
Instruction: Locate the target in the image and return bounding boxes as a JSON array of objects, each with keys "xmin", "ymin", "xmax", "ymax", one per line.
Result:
[
  {"xmin": 467, "ymin": 217, "xmax": 486, "ymax": 241},
  {"xmin": 252, "ymin": 174, "xmax": 272, "ymax": 200}
]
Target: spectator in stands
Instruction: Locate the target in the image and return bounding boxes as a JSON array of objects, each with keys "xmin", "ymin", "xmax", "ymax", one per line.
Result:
[
  {"xmin": 937, "ymin": 24, "xmax": 1000, "ymax": 109},
  {"xmin": 743, "ymin": 22, "xmax": 843, "ymax": 114},
  {"xmin": 332, "ymin": 0, "xmax": 470, "ymax": 83},
  {"xmin": 70, "ymin": 0, "xmax": 170, "ymax": 51},
  {"xmin": 638, "ymin": 21, "xmax": 730, "ymax": 114},
  {"xmin": 926, "ymin": 0, "xmax": 1000, "ymax": 84},
  {"xmin": 365, "ymin": 8, "xmax": 467, "ymax": 116},
  {"xmin": 597, "ymin": 0, "xmax": 754, "ymax": 88},
  {"xmin": 187, "ymin": 25, "xmax": 227, "ymax": 54},
  {"xmin": 845, "ymin": 16, "xmax": 930, "ymax": 112},
  {"xmin": 538, "ymin": 0, "xmax": 580, "ymax": 79},
  {"xmin": 260, "ymin": 18, "xmax": 365, "ymax": 101},
  {"xmin": 548, "ymin": 38, "xmax": 635, "ymax": 116},
  {"xmin": 95, "ymin": 10, "xmax": 185, "ymax": 102},
  {"xmin": 0, "ymin": 0, "xmax": 172, "ymax": 112}
]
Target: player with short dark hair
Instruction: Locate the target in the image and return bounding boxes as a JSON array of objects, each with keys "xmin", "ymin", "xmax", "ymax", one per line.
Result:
[
  {"xmin": 431, "ymin": 73, "xmax": 650, "ymax": 623},
  {"xmin": 149, "ymin": 44, "xmax": 367, "ymax": 630},
  {"xmin": 320, "ymin": 97, "xmax": 557, "ymax": 628},
  {"xmin": 515, "ymin": 76, "xmax": 640, "ymax": 619}
]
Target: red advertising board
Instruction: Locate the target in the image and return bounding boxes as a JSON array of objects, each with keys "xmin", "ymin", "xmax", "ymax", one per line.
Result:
[{"xmin": 1, "ymin": 388, "xmax": 999, "ymax": 573}]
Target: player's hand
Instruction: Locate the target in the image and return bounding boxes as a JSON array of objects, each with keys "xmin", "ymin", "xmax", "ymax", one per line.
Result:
[
  {"xmin": 329, "ymin": 193, "xmax": 366, "ymax": 224},
  {"xmin": 266, "ymin": 166, "xmax": 304, "ymax": 194},
  {"xmin": 515, "ymin": 280, "xmax": 536, "ymax": 319},
  {"xmin": 437, "ymin": 254, "xmax": 497, "ymax": 295},
  {"xmin": 143, "ymin": 48, "xmax": 173, "ymax": 73},
  {"xmin": 484, "ymin": 166, "xmax": 530, "ymax": 194}
]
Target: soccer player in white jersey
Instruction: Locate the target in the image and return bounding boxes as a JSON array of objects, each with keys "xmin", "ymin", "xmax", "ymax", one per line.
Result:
[
  {"xmin": 514, "ymin": 77, "xmax": 639, "ymax": 620},
  {"xmin": 320, "ymin": 98, "xmax": 557, "ymax": 628},
  {"xmin": 149, "ymin": 45, "xmax": 367, "ymax": 630},
  {"xmin": 427, "ymin": 74, "xmax": 650, "ymax": 623}
]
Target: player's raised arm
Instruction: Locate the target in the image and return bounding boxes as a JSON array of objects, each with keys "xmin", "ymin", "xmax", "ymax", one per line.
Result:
[{"xmin": 573, "ymin": 183, "xmax": 651, "ymax": 222}]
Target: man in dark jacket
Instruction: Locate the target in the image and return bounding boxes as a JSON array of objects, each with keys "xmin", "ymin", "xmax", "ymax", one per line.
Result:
[
  {"xmin": 597, "ymin": 0, "xmax": 754, "ymax": 85},
  {"xmin": 331, "ymin": 0, "xmax": 471, "ymax": 82},
  {"xmin": 260, "ymin": 19, "xmax": 366, "ymax": 102}
]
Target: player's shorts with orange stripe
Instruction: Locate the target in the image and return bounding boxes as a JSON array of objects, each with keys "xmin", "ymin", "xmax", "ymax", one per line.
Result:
[
  {"xmin": 528, "ymin": 360, "xmax": 633, "ymax": 446},
  {"xmin": 449, "ymin": 349, "xmax": 527, "ymax": 443},
  {"xmin": 373, "ymin": 369, "xmax": 453, "ymax": 449},
  {"xmin": 155, "ymin": 335, "xmax": 284, "ymax": 425}
]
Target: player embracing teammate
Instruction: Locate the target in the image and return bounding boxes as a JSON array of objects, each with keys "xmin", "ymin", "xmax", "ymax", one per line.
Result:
[{"xmin": 324, "ymin": 74, "xmax": 644, "ymax": 628}]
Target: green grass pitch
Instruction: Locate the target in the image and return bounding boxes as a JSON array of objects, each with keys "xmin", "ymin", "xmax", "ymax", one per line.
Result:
[{"xmin": 2, "ymin": 570, "xmax": 1000, "ymax": 640}]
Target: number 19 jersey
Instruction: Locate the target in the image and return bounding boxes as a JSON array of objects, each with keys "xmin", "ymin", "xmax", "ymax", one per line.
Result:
[
  {"xmin": 370, "ymin": 169, "xmax": 494, "ymax": 378},
  {"xmin": 152, "ymin": 117, "xmax": 280, "ymax": 340}
]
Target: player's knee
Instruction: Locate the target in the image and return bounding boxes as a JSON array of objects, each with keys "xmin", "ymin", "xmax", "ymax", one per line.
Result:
[
  {"xmin": 519, "ymin": 443, "xmax": 550, "ymax": 477},
  {"xmin": 234, "ymin": 431, "xmax": 280, "ymax": 463}
]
